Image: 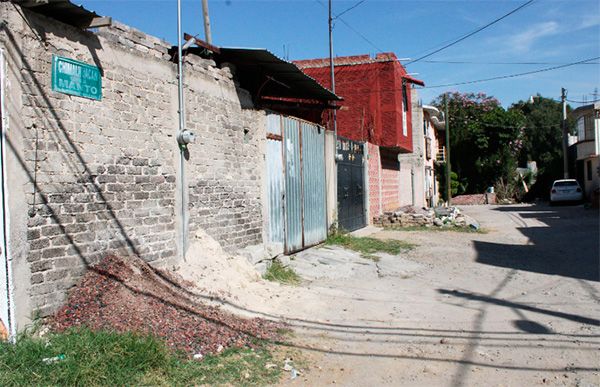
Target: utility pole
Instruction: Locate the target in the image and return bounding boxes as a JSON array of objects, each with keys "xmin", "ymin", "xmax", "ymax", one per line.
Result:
[
  {"xmin": 561, "ymin": 87, "xmax": 569, "ymax": 179},
  {"xmin": 328, "ymin": 0, "xmax": 337, "ymax": 138},
  {"xmin": 444, "ymin": 93, "xmax": 451, "ymax": 206},
  {"xmin": 176, "ymin": 0, "xmax": 187, "ymax": 261},
  {"xmin": 201, "ymin": 0, "xmax": 212, "ymax": 44}
]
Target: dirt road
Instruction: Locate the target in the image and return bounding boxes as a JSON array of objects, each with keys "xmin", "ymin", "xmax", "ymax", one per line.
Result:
[
  {"xmin": 276, "ymin": 204, "xmax": 600, "ymax": 386},
  {"xmin": 182, "ymin": 204, "xmax": 598, "ymax": 386}
]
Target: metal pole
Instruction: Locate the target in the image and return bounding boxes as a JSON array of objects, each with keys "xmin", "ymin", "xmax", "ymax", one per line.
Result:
[
  {"xmin": 561, "ymin": 87, "xmax": 569, "ymax": 179},
  {"xmin": 328, "ymin": 0, "xmax": 336, "ymax": 137},
  {"xmin": 328, "ymin": 0, "xmax": 339, "ymax": 230},
  {"xmin": 445, "ymin": 93, "xmax": 451, "ymax": 206},
  {"xmin": 201, "ymin": 0, "xmax": 212, "ymax": 44},
  {"xmin": 177, "ymin": 0, "xmax": 187, "ymax": 261}
]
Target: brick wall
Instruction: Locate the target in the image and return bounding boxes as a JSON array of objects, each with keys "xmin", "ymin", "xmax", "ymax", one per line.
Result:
[
  {"xmin": 1, "ymin": 5, "xmax": 265, "ymax": 323},
  {"xmin": 296, "ymin": 54, "xmax": 414, "ymax": 152},
  {"xmin": 367, "ymin": 142, "xmax": 381, "ymax": 221},
  {"xmin": 380, "ymin": 152, "xmax": 401, "ymax": 211}
]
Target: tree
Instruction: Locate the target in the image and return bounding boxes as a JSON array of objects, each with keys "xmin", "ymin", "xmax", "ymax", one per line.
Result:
[
  {"xmin": 432, "ymin": 92, "xmax": 525, "ymax": 194},
  {"xmin": 509, "ymin": 95, "xmax": 573, "ymax": 199}
]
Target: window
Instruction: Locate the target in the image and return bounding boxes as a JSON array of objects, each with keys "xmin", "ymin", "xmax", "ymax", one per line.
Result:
[
  {"xmin": 577, "ymin": 117, "xmax": 585, "ymax": 140},
  {"xmin": 588, "ymin": 160, "xmax": 593, "ymax": 181},
  {"xmin": 402, "ymin": 83, "xmax": 408, "ymax": 136}
]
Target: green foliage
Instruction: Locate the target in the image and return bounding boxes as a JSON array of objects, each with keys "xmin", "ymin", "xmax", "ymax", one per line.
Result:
[
  {"xmin": 435, "ymin": 163, "xmax": 462, "ymax": 202},
  {"xmin": 0, "ymin": 328, "xmax": 281, "ymax": 386},
  {"xmin": 433, "ymin": 92, "xmax": 526, "ymax": 195},
  {"xmin": 263, "ymin": 261, "xmax": 301, "ymax": 285},
  {"xmin": 509, "ymin": 95, "xmax": 573, "ymax": 199},
  {"xmin": 326, "ymin": 233, "xmax": 415, "ymax": 260}
]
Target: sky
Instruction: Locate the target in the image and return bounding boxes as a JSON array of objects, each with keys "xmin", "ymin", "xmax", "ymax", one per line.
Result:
[{"xmin": 76, "ymin": 0, "xmax": 600, "ymax": 107}]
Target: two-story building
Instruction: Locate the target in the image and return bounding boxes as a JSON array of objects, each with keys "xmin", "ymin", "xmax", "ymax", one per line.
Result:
[
  {"xmin": 295, "ymin": 53, "xmax": 424, "ymax": 229},
  {"xmin": 570, "ymin": 102, "xmax": 600, "ymax": 200}
]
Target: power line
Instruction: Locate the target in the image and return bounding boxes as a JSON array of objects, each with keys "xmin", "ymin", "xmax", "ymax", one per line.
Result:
[
  {"xmin": 566, "ymin": 98, "xmax": 600, "ymax": 104},
  {"xmin": 337, "ymin": 17, "xmax": 385, "ymax": 53},
  {"xmin": 420, "ymin": 56, "xmax": 600, "ymax": 89},
  {"xmin": 315, "ymin": 0, "xmax": 384, "ymax": 53},
  {"xmin": 334, "ymin": 0, "xmax": 367, "ymax": 19},
  {"xmin": 405, "ymin": 0, "xmax": 535, "ymax": 65},
  {"xmin": 421, "ymin": 59, "xmax": 600, "ymax": 65}
]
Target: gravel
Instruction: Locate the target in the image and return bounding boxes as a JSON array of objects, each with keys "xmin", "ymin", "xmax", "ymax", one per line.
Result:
[{"xmin": 52, "ymin": 254, "xmax": 283, "ymax": 356}]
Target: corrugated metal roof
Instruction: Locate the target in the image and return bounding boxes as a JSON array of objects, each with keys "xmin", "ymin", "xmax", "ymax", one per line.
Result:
[
  {"xmin": 12, "ymin": 0, "xmax": 105, "ymax": 29},
  {"xmin": 217, "ymin": 47, "xmax": 341, "ymax": 102}
]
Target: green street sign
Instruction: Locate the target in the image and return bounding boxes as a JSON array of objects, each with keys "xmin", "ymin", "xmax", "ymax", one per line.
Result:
[{"xmin": 51, "ymin": 55, "xmax": 102, "ymax": 100}]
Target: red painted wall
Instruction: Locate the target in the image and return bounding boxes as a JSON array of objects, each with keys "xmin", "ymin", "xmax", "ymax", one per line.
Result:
[{"xmin": 296, "ymin": 54, "xmax": 415, "ymax": 153}]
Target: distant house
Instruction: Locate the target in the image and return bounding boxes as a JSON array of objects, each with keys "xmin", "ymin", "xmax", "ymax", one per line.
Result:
[
  {"xmin": 295, "ymin": 53, "xmax": 424, "ymax": 229},
  {"xmin": 399, "ymin": 94, "xmax": 446, "ymax": 208},
  {"xmin": 570, "ymin": 102, "xmax": 600, "ymax": 200}
]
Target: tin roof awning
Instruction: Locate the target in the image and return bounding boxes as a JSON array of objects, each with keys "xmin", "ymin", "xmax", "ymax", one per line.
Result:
[
  {"xmin": 12, "ymin": 0, "xmax": 112, "ymax": 29},
  {"xmin": 216, "ymin": 47, "xmax": 341, "ymax": 102}
]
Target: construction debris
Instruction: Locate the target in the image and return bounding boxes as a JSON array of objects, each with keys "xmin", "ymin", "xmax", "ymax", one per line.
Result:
[
  {"xmin": 52, "ymin": 254, "xmax": 283, "ymax": 357},
  {"xmin": 373, "ymin": 205, "xmax": 480, "ymax": 230}
]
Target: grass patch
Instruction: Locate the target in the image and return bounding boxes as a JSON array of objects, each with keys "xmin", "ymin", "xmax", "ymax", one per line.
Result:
[
  {"xmin": 0, "ymin": 328, "xmax": 281, "ymax": 386},
  {"xmin": 263, "ymin": 261, "xmax": 301, "ymax": 285},
  {"xmin": 384, "ymin": 225, "xmax": 488, "ymax": 234},
  {"xmin": 326, "ymin": 233, "xmax": 415, "ymax": 260}
]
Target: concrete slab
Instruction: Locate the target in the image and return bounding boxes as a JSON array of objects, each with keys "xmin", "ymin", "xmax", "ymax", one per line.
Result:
[{"xmin": 349, "ymin": 225, "xmax": 381, "ymax": 238}]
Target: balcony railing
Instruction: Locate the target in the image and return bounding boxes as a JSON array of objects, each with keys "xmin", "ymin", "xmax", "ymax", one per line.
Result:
[{"xmin": 436, "ymin": 146, "xmax": 446, "ymax": 162}]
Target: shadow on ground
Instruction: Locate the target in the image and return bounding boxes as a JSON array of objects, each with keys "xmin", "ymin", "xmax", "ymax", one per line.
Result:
[{"xmin": 474, "ymin": 204, "xmax": 599, "ymax": 281}]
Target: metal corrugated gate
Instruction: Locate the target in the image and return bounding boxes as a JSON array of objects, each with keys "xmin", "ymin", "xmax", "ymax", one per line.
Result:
[
  {"xmin": 265, "ymin": 114, "xmax": 326, "ymax": 254},
  {"xmin": 265, "ymin": 115, "xmax": 285, "ymax": 249},
  {"xmin": 301, "ymin": 122, "xmax": 326, "ymax": 247}
]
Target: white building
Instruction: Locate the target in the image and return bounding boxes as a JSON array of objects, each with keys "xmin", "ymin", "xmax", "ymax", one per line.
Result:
[{"xmin": 571, "ymin": 102, "xmax": 600, "ymax": 200}]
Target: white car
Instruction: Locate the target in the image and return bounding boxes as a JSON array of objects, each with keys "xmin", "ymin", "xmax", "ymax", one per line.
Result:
[{"xmin": 550, "ymin": 179, "xmax": 583, "ymax": 204}]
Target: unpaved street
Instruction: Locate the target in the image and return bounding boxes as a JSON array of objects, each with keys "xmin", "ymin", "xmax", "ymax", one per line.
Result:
[
  {"xmin": 184, "ymin": 204, "xmax": 599, "ymax": 386},
  {"xmin": 278, "ymin": 204, "xmax": 600, "ymax": 386}
]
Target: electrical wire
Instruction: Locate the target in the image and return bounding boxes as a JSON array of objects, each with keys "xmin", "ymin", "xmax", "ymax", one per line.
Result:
[
  {"xmin": 421, "ymin": 60, "xmax": 600, "ymax": 65},
  {"xmin": 334, "ymin": 0, "xmax": 367, "ymax": 19},
  {"xmin": 420, "ymin": 56, "xmax": 600, "ymax": 89},
  {"xmin": 566, "ymin": 98, "xmax": 600, "ymax": 104},
  {"xmin": 315, "ymin": 0, "xmax": 384, "ymax": 53},
  {"xmin": 405, "ymin": 0, "xmax": 535, "ymax": 65}
]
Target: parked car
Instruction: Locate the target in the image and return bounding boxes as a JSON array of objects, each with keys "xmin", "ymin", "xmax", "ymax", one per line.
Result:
[{"xmin": 550, "ymin": 179, "xmax": 583, "ymax": 204}]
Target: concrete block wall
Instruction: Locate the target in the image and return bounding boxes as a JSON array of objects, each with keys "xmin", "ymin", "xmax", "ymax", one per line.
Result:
[
  {"xmin": 0, "ymin": 5, "xmax": 265, "ymax": 328},
  {"xmin": 184, "ymin": 62, "xmax": 265, "ymax": 249}
]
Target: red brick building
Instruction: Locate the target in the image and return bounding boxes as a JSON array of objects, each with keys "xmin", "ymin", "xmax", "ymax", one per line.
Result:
[{"xmin": 295, "ymin": 53, "xmax": 424, "ymax": 220}]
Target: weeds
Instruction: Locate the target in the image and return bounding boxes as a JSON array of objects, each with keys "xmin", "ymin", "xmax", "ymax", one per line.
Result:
[
  {"xmin": 326, "ymin": 233, "xmax": 415, "ymax": 260},
  {"xmin": 263, "ymin": 261, "xmax": 301, "ymax": 285},
  {"xmin": 0, "ymin": 328, "xmax": 281, "ymax": 386}
]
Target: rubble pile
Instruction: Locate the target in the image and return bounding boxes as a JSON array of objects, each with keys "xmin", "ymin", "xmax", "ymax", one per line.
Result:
[
  {"xmin": 52, "ymin": 255, "xmax": 283, "ymax": 356},
  {"xmin": 373, "ymin": 205, "xmax": 435, "ymax": 227},
  {"xmin": 373, "ymin": 205, "xmax": 480, "ymax": 230}
]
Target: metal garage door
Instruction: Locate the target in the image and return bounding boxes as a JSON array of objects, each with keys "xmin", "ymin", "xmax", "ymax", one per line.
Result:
[{"xmin": 266, "ymin": 114, "xmax": 327, "ymax": 254}]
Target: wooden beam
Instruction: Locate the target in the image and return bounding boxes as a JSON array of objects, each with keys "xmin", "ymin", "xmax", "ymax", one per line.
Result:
[{"xmin": 183, "ymin": 33, "xmax": 220, "ymax": 54}]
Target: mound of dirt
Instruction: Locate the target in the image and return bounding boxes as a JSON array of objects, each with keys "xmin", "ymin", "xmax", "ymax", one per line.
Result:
[{"xmin": 52, "ymin": 254, "xmax": 282, "ymax": 356}]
